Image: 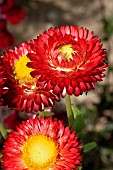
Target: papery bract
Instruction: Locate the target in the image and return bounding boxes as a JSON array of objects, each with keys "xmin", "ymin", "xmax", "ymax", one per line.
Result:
[
  {"xmin": 1, "ymin": 116, "xmax": 83, "ymax": 170},
  {"xmin": 28, "ymin": 25, "xmax": 108, "ymax": 97},
  {"xmin": 0, "ymin": 42, "xmax": 59, "ymax": 113}
]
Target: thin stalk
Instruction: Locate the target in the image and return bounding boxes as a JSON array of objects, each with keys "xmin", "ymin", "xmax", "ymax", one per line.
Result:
[{"xmin": 65, "ymin": 94, "xmax": 74, "ymax": 127}]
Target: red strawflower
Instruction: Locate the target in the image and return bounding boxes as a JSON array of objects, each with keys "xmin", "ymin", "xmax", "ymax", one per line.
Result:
[
  {"xmin": 3, "ymin": 110, "xmax": 22, "ymax": 130},
  {"xmin": 0, "ymin": 42, "xmax": 59, "ymax": 113},
  {"xmin": 28, "ymin": 25, "xmax": 108, "ymax": 97},
  {"xmin": 0, "ymin": 18, "xmax": 6, "ymax": 31},
  {"xmin": 0, "ymin": 65, "xmax": 4, "ymax": 93},
  {"xmin": 1, "ymin": 116, "xmax": 83, "ymax": 170},
  {"xmin": 0, "ymin": 62, "xmax": 8, "ymax": 104},
  {"xmin": 0, "ymin": 105, "xmax": 23, "ymax": 130},
  {"xmin": 0, "ymin": 0, "xmax": 25, "ymax": 24},
  {"xmin": 0, "ymin": 65, "xmax": 4, "ymax": 104},
  {"xmin": 0, "ymin": 19, "xmax": 14, "ymax": 50},
  {"xmin": 0, "ymin": 29, "xmax": 14, "ymax": 50}
]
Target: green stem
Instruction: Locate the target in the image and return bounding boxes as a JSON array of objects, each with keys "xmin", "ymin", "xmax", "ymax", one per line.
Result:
[
  {"xmin": 0, "ymin": 122, "xmax": 7, "ymax": 139},
  {"xmin": 65, "ymin": 94, "xmax": 74, "ymax": 127}
]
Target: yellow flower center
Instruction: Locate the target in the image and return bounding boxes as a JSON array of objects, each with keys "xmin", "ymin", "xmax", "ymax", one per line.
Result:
[
  {"xmin": 14, "ymin": 55, "xmax": 34, "ymax": 84},
  {"xmin": 22, "ymin": 134, "xmax": 59, "ymax": 170},
  {"xmin": 59, "ymin": 44, "xmax": 76, "ymax": 61}
]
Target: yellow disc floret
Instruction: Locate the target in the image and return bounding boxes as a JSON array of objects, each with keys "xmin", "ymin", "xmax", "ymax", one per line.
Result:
[
  {"xmin": 59, "ymin": 44, "xmax": 76, "ymax": 61},
  {"xmin": 22, "ymin": 134, "xmax": 59, "ymax": 170},
  {"xmin": 14, "ymin": 56, "xmax": 34, "ymax": 84}
]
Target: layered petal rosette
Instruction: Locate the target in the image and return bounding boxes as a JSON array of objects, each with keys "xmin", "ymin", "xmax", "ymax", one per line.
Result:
[
  {"xmin": 28, "ymin": 25, "xmax": 108, "ymax": 97},
  {"xmin": 1, "ymin": 116, "xmax": 83, "ymax": 170},
  {"xmin": 0, "ymin": 42, "xmax": 59, "ymax": 113}
]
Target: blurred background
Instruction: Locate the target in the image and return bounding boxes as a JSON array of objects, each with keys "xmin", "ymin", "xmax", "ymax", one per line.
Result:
[{"xmin": 1, "ymin": 0, "xmax": 113, "ymax": 169}]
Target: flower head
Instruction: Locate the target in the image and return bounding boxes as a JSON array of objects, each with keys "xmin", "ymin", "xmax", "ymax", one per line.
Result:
[
  {"xmin": 0, "ymin": 42, "xmax": 59, "ymax": 113},
  {"xmin": 28, "ymin": 25, "xmax": 108, "ymax": 97},
  {"xmin": 0, "ymin": 65, "xmax": 4, "ymax": 104},
  {"xmin": 0, "ymin": 65, "xmax": 4, "ymax": 93},
  {"xmin": 0, "ymin": 19, "xmax": 14, "ymax": 50},
  {"xmin": 0, "ymin": 0, "xmax": 25, "ymax": 24},
  {"xmin": 0, "ymin": 28, "xmax": 14, "ymax": 50},
  {"xmin": 0, "ymin": 63, "xmax": 8, "ymax": 104},
  {"xmin": 1, "ymin": 116, "xmax": 83, "ymax": 170}
]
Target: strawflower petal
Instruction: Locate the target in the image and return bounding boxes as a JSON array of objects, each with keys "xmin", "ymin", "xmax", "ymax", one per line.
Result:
[
  {"xmin": 28, "ymin": 25, "xmax": 108, "ymax": 97},
  {"xmin": 0, "ymin": 42, "xmax": 59, "ymax": 112},
  {"xmin": 0, "ymin": 63, "xmax": 8, "ymax": 104},
  {"xmin": 1, "ymin": 116, "xmax": 83, "ymax": 170}
]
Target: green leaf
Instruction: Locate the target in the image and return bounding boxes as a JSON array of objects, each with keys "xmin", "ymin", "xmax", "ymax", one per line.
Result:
[
  {"xmin": 71, "ymin": 104, "xmax": 84, "ymax": 132},
  {"xmin": 71, "ymin": 104, "xmax": 81, "ymax": 118},
  {"xmin": 0, "ymin": 152, "xmax": 3, "ymax": 167},
  {"xmin": 73, "ymin": 114, "xmax": 84, "ymax": 132},
  {"xmin": 77, "ymin": 166, "xmax": 83, "ymax": 170},
  {"xmin": 0, "ymin": 152, "xmax": 2, "ymax": 158},
  {"xmin": 102, "ymin": 16, "xmax": 113, "ymax": 39},
  {"xmin": 0, "ymin": 123, "xmax": 7, "ymax": 139},
  {"xmin": 38, "ymin": 110, "xmax": 54, "ymax": 118},
  {"xmin": 83, "ymin": 142, "xmax": 97, "ymax": 153}
]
